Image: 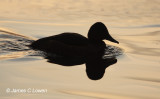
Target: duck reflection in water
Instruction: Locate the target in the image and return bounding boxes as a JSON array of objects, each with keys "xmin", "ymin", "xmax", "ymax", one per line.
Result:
[
  {"xmin": 29, "ymin": 22, "xmax": 119, "ymax": 80},
  {"xmin": 43, "ymin": 52, "xmax": 117, "ymax": 80}
]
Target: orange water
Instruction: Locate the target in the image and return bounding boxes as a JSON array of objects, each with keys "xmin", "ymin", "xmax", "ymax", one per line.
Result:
[{"xmin": 0, "ymin": 0, "xmax": 160, "ymax": 99}]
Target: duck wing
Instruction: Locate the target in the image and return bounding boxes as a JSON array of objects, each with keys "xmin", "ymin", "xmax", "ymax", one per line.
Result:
[
  {"xmin": 30, "ymin": 33, "xmax": 89, "ymax": 54},
  {"xmin": 42, "ymin": 33, "xmax": 89, "ymax": 46}
]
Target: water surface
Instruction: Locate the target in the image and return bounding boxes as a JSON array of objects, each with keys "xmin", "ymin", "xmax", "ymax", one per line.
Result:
[{"xmin": 0, "ymin": 0, "xmax": 160, "ymax": 99}]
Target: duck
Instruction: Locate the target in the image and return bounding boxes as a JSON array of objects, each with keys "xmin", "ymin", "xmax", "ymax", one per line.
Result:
[{"xmin": 29, "ymin": 22, "xmax": 119, "ymax": 57}]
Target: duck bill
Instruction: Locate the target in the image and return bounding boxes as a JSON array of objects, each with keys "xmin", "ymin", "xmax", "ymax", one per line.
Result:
[{"xmin": 106, "ymin": 34, "xmax": 119, "ymax": 44}]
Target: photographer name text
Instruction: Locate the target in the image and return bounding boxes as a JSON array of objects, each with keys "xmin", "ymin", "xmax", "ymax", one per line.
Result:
[{"xmin": 6, "ymin": 88, "xmax": 47, "ymax": 94}]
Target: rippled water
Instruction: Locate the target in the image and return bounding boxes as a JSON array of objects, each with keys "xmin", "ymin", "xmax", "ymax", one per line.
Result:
[{"xmin": 0, "ymin": 0, "xmax": 160, "ymax": 99}]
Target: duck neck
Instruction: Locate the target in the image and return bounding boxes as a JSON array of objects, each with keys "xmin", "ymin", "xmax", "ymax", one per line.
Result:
[
  {"xmin": 89, "ymin": 39, "xmax": 105, "ymax": 46},
  {"xmin": 89, "ymin": 38, "xmax": 103, "ymax": 43}
]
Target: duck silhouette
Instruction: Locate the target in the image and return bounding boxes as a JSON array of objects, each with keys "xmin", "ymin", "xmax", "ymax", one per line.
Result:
[
  {"xmin": 29, "ymin": 22, "xmax": 119, "ymax": 80},
  {"xmin": 29, "ymin": 22, "xmax": 119, "ymax": 57}
]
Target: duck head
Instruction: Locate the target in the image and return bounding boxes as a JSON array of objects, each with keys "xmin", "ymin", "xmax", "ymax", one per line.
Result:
[{"xmin": 88, "ymin": 22, "xmax": 119, "ymax": 44}]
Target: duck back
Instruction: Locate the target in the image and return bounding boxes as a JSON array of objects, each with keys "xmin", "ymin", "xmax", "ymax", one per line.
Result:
[
  {"xmin": 31, "ymin": 33, "xmax": 88, "ymax": 47},
  {"xmin": 30, "ymin": 33, "xmax": 90, "ymax": 56}
]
